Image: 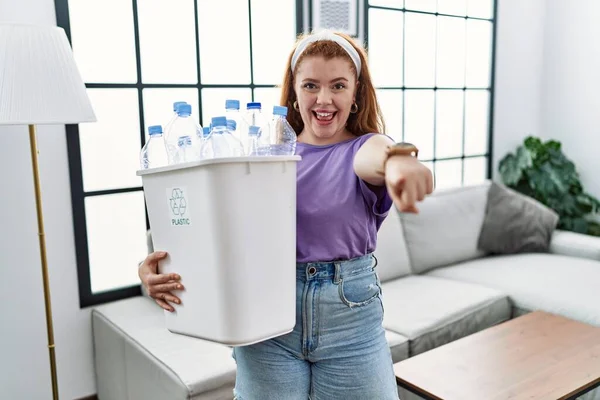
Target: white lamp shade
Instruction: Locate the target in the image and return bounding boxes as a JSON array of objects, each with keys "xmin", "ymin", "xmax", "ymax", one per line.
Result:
[{"xmin": 0, "ymin": 24, "xmax": 96, "ymax": 125}]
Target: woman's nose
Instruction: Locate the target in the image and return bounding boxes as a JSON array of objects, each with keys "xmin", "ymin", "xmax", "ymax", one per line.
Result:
[{"xmin": 316, "ymin": 88, "xmax": 333, "ymax": 105}]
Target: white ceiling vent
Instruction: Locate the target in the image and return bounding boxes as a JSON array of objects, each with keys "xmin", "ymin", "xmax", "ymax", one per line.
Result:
[{"xmin": 312, "ymin": 0, "xmax": 358, "ymax": 37}]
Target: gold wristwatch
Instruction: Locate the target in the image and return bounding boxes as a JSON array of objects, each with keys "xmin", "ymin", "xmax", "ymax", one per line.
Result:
[
  {"xmin": 385, "ymin": 142, "xmax": 419, "ymax": 159},
  {"xmin": 377, "ymin": 142, "xmax": 419, "ymax": 176}
]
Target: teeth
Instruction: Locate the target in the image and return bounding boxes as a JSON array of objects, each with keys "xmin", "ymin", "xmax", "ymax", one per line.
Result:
[{"xmin": 315, "ymin": 111, "xmax": 334, "ymax": 121}]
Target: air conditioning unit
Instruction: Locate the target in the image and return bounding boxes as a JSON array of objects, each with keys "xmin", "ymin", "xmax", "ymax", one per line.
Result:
[{"xmin": 312, "ymin": 0, "xmax": 359, "ymax": 37}]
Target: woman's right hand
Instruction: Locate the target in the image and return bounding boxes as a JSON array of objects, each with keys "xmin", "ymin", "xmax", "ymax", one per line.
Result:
[{"xmin": 138, "ymin": 251, "xmax": 184, "ymax": 312}]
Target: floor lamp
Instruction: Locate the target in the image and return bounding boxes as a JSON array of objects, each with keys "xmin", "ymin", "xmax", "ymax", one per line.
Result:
[{"xmin": 0, "ymin": 24, "xmax": 96, "ymax": 399}]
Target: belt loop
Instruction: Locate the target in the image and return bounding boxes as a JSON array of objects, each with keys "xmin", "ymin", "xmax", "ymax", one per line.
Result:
[{"xmin": 333, "ymin": 262, "xmax": 341, "ymax": 284}]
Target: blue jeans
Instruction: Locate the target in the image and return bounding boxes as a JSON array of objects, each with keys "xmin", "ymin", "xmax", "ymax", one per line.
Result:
[{"xmin": 232, "ymin": 254, "xmax": 399, "ymax": 400}]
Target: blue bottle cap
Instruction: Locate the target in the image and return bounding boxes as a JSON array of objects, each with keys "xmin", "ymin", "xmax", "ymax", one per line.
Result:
[
  {"xmin": 173, "ymin": 101, "xmax": 187, "ymax": 112},
  {"xmin": 148, "ymin": 125, "xmax": 163, "ymax": 135},
  {"xmin": 226, "ymin": 119, "xmax": 237, "ymax": 131},
  {"xmin": 273, "ymin": 105, "xmax": 288, "ymax": 117},
  {"xmin": 246, "ymin": 102, "xmax": 262, "ymax": 110},
  {"xmin": 225, "ymin": 99, "xmax": 240, "ymax": 110},
  {"xmin": 248, "ymin": 125, "xmax": 261, "ymax": 136},
  {"xmin": 202, "ymin": 126, "xmax": 210, "ymax": 136},
  {"xmin": 211, "ymin": 116, "xmax": 227, "ymax": 127},
  {"xmin": 178, "ymin": 104, "xmax": 192, "ymax": 116}
]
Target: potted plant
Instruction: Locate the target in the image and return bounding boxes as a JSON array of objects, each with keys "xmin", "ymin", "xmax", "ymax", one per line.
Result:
[{"xmin": 499, "ymin": 136, "xmax": 600, "ymax": 236}]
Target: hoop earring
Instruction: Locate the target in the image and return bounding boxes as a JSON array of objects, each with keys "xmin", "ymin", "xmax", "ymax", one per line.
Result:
[
  {"xmin": 350, "ymin": 102, "xmax": 358, "ymax": 114},
  {"xmin": 293, "ymin": 101, "xmax": 299, "ymax": 111}
]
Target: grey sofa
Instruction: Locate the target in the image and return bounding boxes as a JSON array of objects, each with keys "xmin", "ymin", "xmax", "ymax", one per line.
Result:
[{"xmin": 92, "ymin": 180, "xmax": 600, "ymax": 399}]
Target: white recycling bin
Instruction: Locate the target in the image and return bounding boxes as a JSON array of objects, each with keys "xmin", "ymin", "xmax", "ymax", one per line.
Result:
[{"xmin": 137, "ymin": 155, "xmax": 300, "ymax": 346}]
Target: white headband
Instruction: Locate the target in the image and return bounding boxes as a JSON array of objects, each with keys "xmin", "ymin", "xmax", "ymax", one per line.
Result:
[{"xmin": 291, "ymin": 30, "xmax": 362, "ymax": 76}]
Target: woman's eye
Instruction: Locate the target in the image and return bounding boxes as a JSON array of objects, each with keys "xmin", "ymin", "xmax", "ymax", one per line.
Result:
[
  {"xmin": 333, "ymin": 83, "xmax": 346, "ymax": 90},
  {"xmin": 303, "ymin": 83, "xmax": 317, "ymax": 90}
]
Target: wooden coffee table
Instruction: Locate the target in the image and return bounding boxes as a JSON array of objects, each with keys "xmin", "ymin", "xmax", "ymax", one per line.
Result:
[{"xmin": 394, "ymin": 311, "xmax": 600, "ymax": 400}]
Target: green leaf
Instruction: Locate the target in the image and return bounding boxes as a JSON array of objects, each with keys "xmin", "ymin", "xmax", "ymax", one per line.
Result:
[
  {"xmin": 498, "ymin": 153, "xmax": 522, "ymax": 186},
  {"xmin": 589, "ymin": 221, "xmax": 600, "ymax": 237},
  {"xmin": 525, "ymin": 168, "xmax": 558, "ymax": 198},
  {"xmin": 516, "ymin": 146, "xmax": 533, "ymax": 169},
  {"xmin": 540, "ymin": 162, "xmax": 569, "ymax": 195},
  {"xmin": 546, "ymin": 140, "xmax": 562, "ymax": 151},
  {"xmin": 524, "ymin": 136, "xmax": 543, "ymax": 152},
  {"xmin": 576, "ymin": 194, "xmax": 597, "ymax": 214},
  {"xmin": 560, "ymin": 217, "xmax": 589, "ymax": 234}
]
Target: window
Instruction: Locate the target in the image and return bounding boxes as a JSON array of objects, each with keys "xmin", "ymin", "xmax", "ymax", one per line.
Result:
[
  {"xmin": 366, "ymin": 0, "xmax": 496, "ymax": 189},
  {"xmin": 55, "ymin": 0, "xmax": 302, "ymax": 307}
]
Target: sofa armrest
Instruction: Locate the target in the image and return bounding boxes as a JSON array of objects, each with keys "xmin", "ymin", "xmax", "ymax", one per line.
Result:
[{"xmin": 548, "ymin": 229, "xmax": 600, "ymax": 261}]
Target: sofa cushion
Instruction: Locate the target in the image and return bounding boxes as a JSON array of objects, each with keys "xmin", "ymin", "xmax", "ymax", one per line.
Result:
[
  {"xmin": 375, "ymin": 205, "xmax": 412, "ymax": 282},
  {"xmin": 384, "ymin": 330, "xmax": 410, "ymax": 363},
  {"xmin": 549, "ymin": 229, "xmax": 600, "ymax": 261},
  {"xmin": 92, "ymin": 296, "xmax": 237, "ymax": 399},
  {"xmin": 400, "ymin": 181, "xmax": 491, "ymax": 274},
  {"xmin": 426, "ymin": 253, "xmax": 600, "ymax": 327},
  {"xmin": 380, "ymin": 275, "xmax": 510, "ymax": 356},
  {"xmin": 478, "ymin": 182, "xmax": 559, "ymax": 254}
]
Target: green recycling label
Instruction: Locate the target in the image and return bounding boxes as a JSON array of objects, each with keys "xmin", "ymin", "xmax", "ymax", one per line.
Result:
[{"xmin": 167, "ymin": 187, "xmax": 192, "ymax": 227}]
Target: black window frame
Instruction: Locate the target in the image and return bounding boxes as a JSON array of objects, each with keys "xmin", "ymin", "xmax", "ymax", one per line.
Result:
[{"xmin": 364, "ymin": 0, "xmax": 498, "ymax": 183}]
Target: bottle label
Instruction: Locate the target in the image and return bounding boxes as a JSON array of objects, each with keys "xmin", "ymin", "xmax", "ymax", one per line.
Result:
[{"xmin": 166, "ymin": 187, "xmax": 192, "ymax": 227}]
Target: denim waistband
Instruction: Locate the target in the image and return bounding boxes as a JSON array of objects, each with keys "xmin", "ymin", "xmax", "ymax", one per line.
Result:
[{"xmin": 296, "ymin": 253, "xmax": 376, "ymax": 282}]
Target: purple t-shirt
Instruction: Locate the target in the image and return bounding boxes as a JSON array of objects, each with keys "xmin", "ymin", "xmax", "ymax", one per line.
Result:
[{"xmin": 295, "ymin": 133, "xmax": 393, "ymax": 262}]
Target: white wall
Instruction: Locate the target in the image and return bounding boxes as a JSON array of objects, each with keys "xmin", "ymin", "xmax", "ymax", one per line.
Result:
[
  {"xmin": 541, "ymin": 0, "xmax": 600, "ymax": 199},
  {"xmin": 492, "ymin": 0, "xmax": 547, "ymax": 177},
  {"xmin": 0, "ymin": 0, "xmax": 96, "ymax": 398}
]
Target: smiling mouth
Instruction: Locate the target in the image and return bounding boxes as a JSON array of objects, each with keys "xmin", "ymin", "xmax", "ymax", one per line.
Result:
[{"xmin": 312, "ymin": 111, "xmax": 336, "ymax": 121}]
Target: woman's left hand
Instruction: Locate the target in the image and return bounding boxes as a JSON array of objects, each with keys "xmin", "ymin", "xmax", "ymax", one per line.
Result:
[{"xmin": 385, "ymin": 155, "xmax": 434, "ymax": 213}]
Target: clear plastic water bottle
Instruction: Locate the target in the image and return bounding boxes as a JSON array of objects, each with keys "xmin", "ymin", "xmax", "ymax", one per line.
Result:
[
  {"xmin": 243, "ymin": 102, "xmax": 270, "ymax": 155},
  {"xmin": 163, "ymin": 101, "xmax": 187, "ymax": 144},
  {"xmin": 225, "ymin": 100, "xmax": 243, "ymax": 131},
  {"xmin": 226, "ymin": 99, "xmax": 248, "ymax": 151},
  {"xmin": 177, "ymin": 135, "xmax": 196, "ymax": 163},
  {"xmin": 140, "ymin": 125, "xmax": 168, "ymax": 169},
  {"xmin": 226, "ymin": 119, "xmax": 237, "ymax": 134},
  {"xmin": 201, "ymin": 116, "xmax": 244, "ymax": 159},
  {"xmin": 269, "ymin": 106, "xmax": 297, "ymax": 155},
  {"xmin": 247, "ymin": 125, "xmax": 262, "ymax": 156},
  {"xmin": 165, "ymin": 103, "xmax": 202, "ymax": 164}
]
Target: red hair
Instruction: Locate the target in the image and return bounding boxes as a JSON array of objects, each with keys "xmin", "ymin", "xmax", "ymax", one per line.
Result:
[{"xmin": 278, "ymin": 31, "xmax": 385, "ymax": 137}]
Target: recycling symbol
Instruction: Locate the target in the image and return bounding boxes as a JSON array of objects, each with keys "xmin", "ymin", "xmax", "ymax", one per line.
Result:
[{"xmin": 169, "ymin": 188, "xmax": 187, "ymax": 216}]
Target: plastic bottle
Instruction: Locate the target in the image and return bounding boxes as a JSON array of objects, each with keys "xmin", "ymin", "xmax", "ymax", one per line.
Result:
[
  {"xmin": 243, "ymin": 102, "xmax": 270, "ymax": 155},
  {"xmin": 269, "ymin": 106, "xmax": 297, "ymax": 155},
  {"xmin": 225, "ymin": 100, "xmax": 244, "ymax": 132},
  {"xmin": 165, "ymin": 103, "xmax": 202, "ymax": 164},
  {"xmin": 246, "ymin": 125, "xmax": 262, "ymax": 156},
  {"xmin": 201, "ymin": 116, "xmax": 244, "ymax": 159},
  {"xmin": 163, "ymin": 101, "xmax": 187, "ymax": 149},
  {"xmin": 140, "ymin": 125, "xmax": 168, "ymax": 169},
  {"xmin": 226, "ymin": 119, "xmax": 237, "ymax": 134},
  {"xmin": 177, "ymin": 135, "xmax": 195, "ymax": 163}
]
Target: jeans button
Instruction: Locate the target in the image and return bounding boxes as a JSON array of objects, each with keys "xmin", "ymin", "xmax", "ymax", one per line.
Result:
[{"xmin": 308, "ymin": 266, "xmax": 316, "ymax": 275}]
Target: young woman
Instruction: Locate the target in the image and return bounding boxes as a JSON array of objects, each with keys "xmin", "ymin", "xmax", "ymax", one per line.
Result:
[{"xmin": 139, "ymin": 30, "xmax": 433, "ymax": 399}]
